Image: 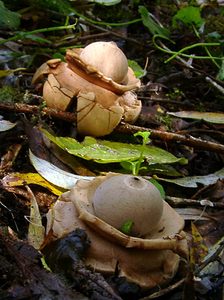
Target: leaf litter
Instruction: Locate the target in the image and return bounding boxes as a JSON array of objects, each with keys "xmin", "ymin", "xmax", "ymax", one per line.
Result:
[{"xmin": 0, "ymin": 1, "xmax": 224, "ymax": 299}]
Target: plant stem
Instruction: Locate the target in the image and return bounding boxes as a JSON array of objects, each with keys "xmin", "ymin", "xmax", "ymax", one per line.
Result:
[
  {"xmin": 192, "ymin": 24, "xmax": 221, "ymax": 69},
  {"xmin": 165, "ymin": 42, "xmax": 222, "ymax": 63},
  {"xmin": 152, "ymin": 35, "xmax": 222, "ymax": 63},
  {"xmin": 0, "ymin": 23, "xmax": 77, "ymax": 45},
  {"xmin": 71, "ymin": 8, "xmax": 142, "ymax": 27}
]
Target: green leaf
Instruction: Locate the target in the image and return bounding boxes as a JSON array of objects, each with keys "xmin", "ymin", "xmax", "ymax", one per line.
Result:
[
  {"xmin": 0, "ymin": 1, "xmax": 20, "ymax": 30},
  {"xmin": 128, "ymin": 59, "xmax": 147, "ymax": 79},
  {"xmin": 120, "ymin": 220, "xmax": 134, "ymax": 235},
  {"xmin": 147, "ymin": 164, "xmax": 182, "ymax": 177},
  {"xmin": 41, "ymin": 129, "xmax": 187, "ymax": 165},
  {"xmin": 168, "ymin": 111, "xmax": 224, "ymax": 124},
  {"xmin": 172, "ymin": 6, "xmax": 204, "ymax": 28},
  {"xmin": 148, "ymin": 178, "xmax": 165, "ymax": 199},
  {"xmin": 138, "ymin": 5, "xmax": 170, "ymax": 38}
]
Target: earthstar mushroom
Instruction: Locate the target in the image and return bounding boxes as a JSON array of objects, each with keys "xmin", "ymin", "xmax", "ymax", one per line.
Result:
[
  {"xmin": 46, "ymin": 173, "xmax": 188, "ymax": 289},
  {"xmin": 32, "ymin": 41, "xmax": 142, "ymax": 136}
]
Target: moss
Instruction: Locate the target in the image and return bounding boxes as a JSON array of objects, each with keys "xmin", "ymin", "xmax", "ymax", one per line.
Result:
[{"xmin": 0, "ymin": 85, "xmax": 23, "ymax": 104}]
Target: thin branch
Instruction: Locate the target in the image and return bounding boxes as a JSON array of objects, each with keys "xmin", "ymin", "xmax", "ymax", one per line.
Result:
[
  {"xmin": 166, "ymin": 196, "xmax": 224, "ymax": 209},
  {"xmin": 116, "ymin": 123, "xmax": 224, "ymax": 153},
  {"xmin": 80, "ymin": 19, "xmax": 143, "ymax": 46},
  {"xmin": 0, "ymin": 102, "xmax": 76, "ymax": 122},
  {"xmin": 1, "ymin": 102, "xmax": 224, "ymax": 153}
]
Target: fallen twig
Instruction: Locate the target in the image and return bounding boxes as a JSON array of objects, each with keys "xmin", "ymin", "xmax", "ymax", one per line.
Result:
[
  {"xmin": 166, "ymin": 196, "xmax": 224, "ymax": 209},
  {"xmin": 0, "ymin": 102, "xmax": 77, "ymax": 122},
  {"xmin": 1, "ymin": 102, "xmax": 224, "ymax": 153},
  {"xmin": 116, "ymin": 123, "xmax": 224, "ymax": 154},
  {"xmin": 139, "ymin": 278, "xmax": 185, "ymax": 299}
]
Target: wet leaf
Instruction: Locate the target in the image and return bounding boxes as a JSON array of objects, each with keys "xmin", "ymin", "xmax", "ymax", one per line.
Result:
[
  {"xmin": 29, "ymin": 150, "xmax": 94, "ymax": 189},
  {"xmin": 0, "ymin": 116, "xmax": 16, "ymax": 131},
  {"xmin": 41, "ymin": 129, "xmax": 187, "ymax": 165},
  {"xmin": 155, "ymin": 168, "xmax": 224, "ymax": 187},
  {"xmin": 1, "ymin": 172, "xmax": 65, "ymax": 196},
  {"xmin": 167, "ymin": 111, "xmax": 224, "ymax": 124}
]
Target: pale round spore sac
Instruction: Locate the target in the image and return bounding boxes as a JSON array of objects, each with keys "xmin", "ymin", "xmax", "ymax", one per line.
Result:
[
  {"xmin": 79, "ymin": 41, "xmax": 128, "ymax": 83},
  {"xmin": 92, "ymin": 175, "xmax": 164, "ymax": 237}
]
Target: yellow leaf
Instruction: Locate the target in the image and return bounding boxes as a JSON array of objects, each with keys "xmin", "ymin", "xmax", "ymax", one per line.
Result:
[
  {"xmin": 190, "ymin": 222, "xmax": 208, "ymax": 268},
  {"xmin": 0, "ymin": 68, "xmax": 26, "ymax": 78},
  {"xmin": 2, "ymin": 172, "xmax": 65, "ymax": 196}
]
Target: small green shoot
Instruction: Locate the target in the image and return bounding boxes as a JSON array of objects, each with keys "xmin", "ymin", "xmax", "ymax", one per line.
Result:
[
  {"xmin": 121, "ymin": 131, "xmax": 151, "ymax": 176},
  {"xmin": 132, "ymin": 131, "xmax": 151, "ymax": 175},
  {"xmin": 134, "ymin": 131, "xmax": 151, "ymax": 147},
  {"xmin": 138, "ymin": 6, "xmax": 170, "ymax": 39},
  {"xmin": 120, "ymin": 220, "xmax": 134, "ymax": 235},
  {"xmin": 0, "ymin": 22, "xmax": 77, "ymax": 45}
]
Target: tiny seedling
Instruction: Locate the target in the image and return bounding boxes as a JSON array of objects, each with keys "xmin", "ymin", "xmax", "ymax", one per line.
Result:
[{"xmin": 121, "ymin": 131, "xmax": 151, "ymax": 176}]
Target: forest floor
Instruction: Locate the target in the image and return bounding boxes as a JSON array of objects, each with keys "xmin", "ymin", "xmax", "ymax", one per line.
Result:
[{"xmin": 0, "ymin": 1, "xmax": 224, "ymax": 299}]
